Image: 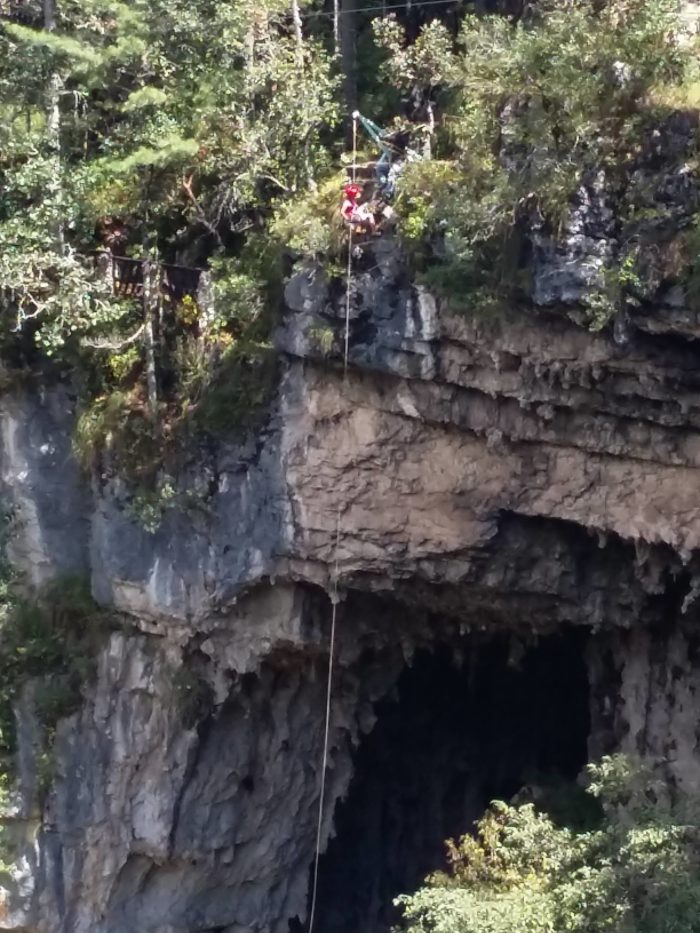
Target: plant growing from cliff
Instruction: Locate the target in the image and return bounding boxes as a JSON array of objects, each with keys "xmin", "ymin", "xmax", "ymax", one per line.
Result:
[
  {"xmin": 582, "ymin": 251, "xmax": 645, "ymax": 330},
  {"xmin": 0, "ymin": 576, "xmax": 109, "ymax": 760},
  {"xmin": 385, "ymin": 0, "xmax": 689, "ymax": 311},
  {"xmin": 309, "ymin": 325, "xmax": 335, "ymax": 355},
  {"xmin": 397, "ymin": 755, "xmax": 700, "ymax": 933},
  {"xmin": 173, "ymin": 664, "xmax": 213, "ymax": 728},
  {"xmin": 130, "ymin": 479, "xmax": 178, "ymax": 534}
]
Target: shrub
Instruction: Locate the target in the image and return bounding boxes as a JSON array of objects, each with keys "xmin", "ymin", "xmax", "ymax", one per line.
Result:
[
  {"xmin": 381, "ymin": 0, "xmax": 690, "ymax": 317},
  {"xmin": 0, "ymin": 576, "xmax": 108, "ymax": 758},
  {"xmin": 73, "ymin": 389, "xmax": 165, "ymax": 485},
  {"xmin": 397, "ymin": 755, "xmax": 700, "ymax": 933},
  {"xmin": 270, "ymin": 171, "xmax": 351, "ymax": 258}
]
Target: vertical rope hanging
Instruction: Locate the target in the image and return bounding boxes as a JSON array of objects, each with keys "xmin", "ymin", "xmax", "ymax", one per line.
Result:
[
  {"xmin": 344, "ymin": 112, "xmax": 358, "ymax": 372},
  {"xmin": 307, "ymin": 112, "xmax": 357, "ymax": 933},
  {"xmin": 307, "ymin": 511, "xmax": 342, "ymax": 933}
]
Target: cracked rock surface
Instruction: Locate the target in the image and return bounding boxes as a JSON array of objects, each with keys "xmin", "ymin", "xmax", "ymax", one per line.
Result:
[{"xmin": 4, "ymin": 225, "xmax": 700, "ymax": 929}]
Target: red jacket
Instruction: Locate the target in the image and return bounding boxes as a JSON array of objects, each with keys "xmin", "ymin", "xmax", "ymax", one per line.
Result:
[{"xmin": 341, "ymin": 197, "xmax": 357, "ymax": 222}]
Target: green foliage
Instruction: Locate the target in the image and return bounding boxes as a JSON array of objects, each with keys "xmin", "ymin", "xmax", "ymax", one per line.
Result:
[
  {"xmin": 397, "ymin": 755, "xmax": 700, "ymax": 933},
  {"xmin": 373, "ymin": 16, "xmax": 459, "ymax": 99},
  {"xmin": 381, "ymin": 0, "xmax": 690, "ymax": 318},
  {"xmin": 271, "ymin": 172, "xmax": 349, "ymax": 258},
  {"xmin": 0, "ymin": 565, "xmax": 108, "ymax": 808},
  {"xmin": 73, "ymin": 389, "xmax": 161, "ymax": 481},
  {"xmin": 207, "ymin": 255, "xmax": 267, "ymax": 335},
  {"xmin": 130, "ymin": 479, "xmax": 178, "ymax": 534},
  {"xmin": 172, "ymin": 664, "xmax": 213, "ymax": 728},
  {"xmin": 193, "ymin": 341, "xmax": 278, "ymax": 437},
  {"xmin": 0, "ymin": 0, "xmax": 339, "ymax": 481},
  {"xmin": 107, "ymin": 346, "xmax": 140, "ymax": 384},
  {"xmin": 582, "ymin": 251, "xmax": 645, "ymax": 331},
  {"xmin": 0, "ymin": 575, "xmax": 107, "ymax": 759},
  {"xmin": 309, "ymin": 326, "xmax": 335, "ymax": 355},
  {"xmin": 648, "ymin": 51, "xmax": 700, "ymax": 111}
]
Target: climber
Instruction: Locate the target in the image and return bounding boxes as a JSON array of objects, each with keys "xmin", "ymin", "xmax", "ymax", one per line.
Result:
[
  {"xmin": 341, "ymin": 182, "xmax": 376, "ymax": 233},
  {"xmin": 353, "ymin": 111, "xmax": 421, "ymax": 201},
  {"xmin": 353, "ymin": 111, "xmax": 398, "ymax": 200}
]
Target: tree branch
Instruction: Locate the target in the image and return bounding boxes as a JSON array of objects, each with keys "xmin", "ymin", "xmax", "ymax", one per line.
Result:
[{"xmin": 81, "ymin": 323, "xmax": 145, "ymax": 350}]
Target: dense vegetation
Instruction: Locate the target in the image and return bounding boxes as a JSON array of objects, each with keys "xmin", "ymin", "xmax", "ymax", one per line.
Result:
[
  {"xmin": 1, "ymin": 0, "xmax": 697, "ymax": 498},
  {"xmin": 0, "ymin": 0, "xmax": 341, "ymax": 506},
  {"xmin": 0, "ymin": 514, "xmax": 108, "ymax": 770},
  {"xmin": 397, "ymin": 756, "xmax": 700, "ymax": 933}
]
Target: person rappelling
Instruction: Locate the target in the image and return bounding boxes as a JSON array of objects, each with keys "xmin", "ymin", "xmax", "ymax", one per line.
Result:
[
  {"xmin": 352, "ymin": 110, "xmax": 423, "ymax": 201},
  {"xmin": 340, "ymin": 182, "xmax": 377, "ymax": 234},
  {"xmin": 339, "ymin": 111, "xmax": 426, "ymax": 237}
]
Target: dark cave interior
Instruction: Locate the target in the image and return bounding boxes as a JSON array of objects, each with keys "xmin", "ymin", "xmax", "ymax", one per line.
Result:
[{"xmin": 298, "ymin": 627, "xmax": 591, "ymax": 933}]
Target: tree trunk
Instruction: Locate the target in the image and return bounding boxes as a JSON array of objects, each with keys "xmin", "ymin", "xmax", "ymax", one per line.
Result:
[
  {"xmin": 142, "ymin": 259, "xmax": 159, "ymax": 415},
  {"xmin": 339, "ymin": 0, "xmax": 357, "ymax": 132},
  {"xmin": 291, "ymin": 0, "xmax": 304, "ymax": 67},
  {"xmin": 424, "ymin": 100, "xmax": 435, "ymax": 160},
  {"xmin": 44, "ymin": 0, "xmax": 60, "ymax": 153},
  {"xmin": 44, "ymin": 0, "xmax": 64, "ymax": 250},
  {"xmin": 290, "ymin": 0, "xmax": 316, "ymax": 189},
  {"xmin": 334, "ymin": 0, "xmax": 340, "ymax": 55}
]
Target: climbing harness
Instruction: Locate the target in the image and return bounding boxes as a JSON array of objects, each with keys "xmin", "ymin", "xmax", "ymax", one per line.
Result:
[{"xmin": 307, "ymin": 111, "xmax": 358, "ymax": 933}]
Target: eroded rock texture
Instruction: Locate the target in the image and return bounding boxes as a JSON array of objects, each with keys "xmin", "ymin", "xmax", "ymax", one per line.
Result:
[{"xmin": 4, "ymin": 219, "xmax": 700, "ymax": 931}]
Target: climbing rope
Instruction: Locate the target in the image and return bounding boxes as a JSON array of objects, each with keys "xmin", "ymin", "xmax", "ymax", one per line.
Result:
[
  {"xmin": 344, "ymin": 232, "xmax": 352, "ymax": 373},
  {"xmin": 343, "ymin": 112, "xmax": 358, "ymax": 373},
  {"xmin": 307, "ymin": 112, "xmax": 358, "ymax": 933},
  {"xmin": 351, "ymin": 112, "xmax": 358, "ymax": 184},
  {"xmin": 308, "ymin": 511, "xmax": 342, "ymax": 933}
]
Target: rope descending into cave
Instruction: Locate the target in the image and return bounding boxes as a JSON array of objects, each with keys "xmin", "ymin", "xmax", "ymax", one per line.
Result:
[
  {"xmin": 308, "ymin": 111, "xmax": 357, "ymax": 933},
  {"xmin": 308, "ymin": 509, "xmax": 342, "ymax": 933}
]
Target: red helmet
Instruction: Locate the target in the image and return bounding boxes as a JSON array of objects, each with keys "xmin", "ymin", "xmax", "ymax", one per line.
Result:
[{"xmin": 344, "ymin": 183, "xmax": 361, "ymax": 199}]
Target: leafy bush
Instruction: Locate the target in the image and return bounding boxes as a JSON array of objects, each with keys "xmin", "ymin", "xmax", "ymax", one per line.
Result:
[
  {"xmin": 0, "ymin": 0, "xmax": 340, "ymax": 491},
  {"xmin": 207, "ymin": 255, "xmax": 267, "ymax": 334},
  {"xmin": 0, "ymin": 576, "xmax": 108, "ymax": 759},
  {"xmin": 397, "ymin": 755, "xmax": 700, "ymax": 933},
  {"xmin": 73, "ymin": 389, "xmax": 164, "ymax": 485},
  {"xmin": 193, "ymin": 340, "xmax": 278, "ymax": 437},
  {"xmin": 130, "ymin": 479, "xmax": 178, "ymax": 534},
  {"xmin": 270, "ymin": 172, "xmax": 350, "ymax": 259},
  {"xmin": 382, "ymin": 0, "xmax": 690, "ymax": 314}
]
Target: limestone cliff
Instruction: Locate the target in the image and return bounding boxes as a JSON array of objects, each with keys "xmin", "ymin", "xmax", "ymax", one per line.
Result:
[{"xmin": 4, "ymin": 170, "xmax": 700, "ymax": 931}]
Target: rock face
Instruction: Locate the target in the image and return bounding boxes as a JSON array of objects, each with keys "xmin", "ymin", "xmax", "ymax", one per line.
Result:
[{"xmin": 5, "ymin": 224, "xmax": 700, "ymax": 931}]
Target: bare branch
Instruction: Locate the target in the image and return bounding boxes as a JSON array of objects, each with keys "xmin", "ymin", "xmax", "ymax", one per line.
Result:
[
  {"xmin": 182, "ymin": 174, "xmax": 224, "ymax": 247},
  {"xmin": 81, "ymin": 323, "xmax": 145, "ymax": 351}
]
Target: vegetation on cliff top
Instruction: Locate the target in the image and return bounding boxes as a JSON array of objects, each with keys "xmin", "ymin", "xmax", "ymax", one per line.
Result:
[{"xmin": 1, "ymin": 0, "xmax": 697, "ymax": 492}]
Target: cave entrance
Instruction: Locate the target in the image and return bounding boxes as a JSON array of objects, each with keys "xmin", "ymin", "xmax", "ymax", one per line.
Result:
[{"xmin": 306, "ymin": 627, "xmax": 590, "ymax": 933}]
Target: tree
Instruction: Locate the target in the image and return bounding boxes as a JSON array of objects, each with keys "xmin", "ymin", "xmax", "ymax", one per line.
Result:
[
  {"xmin": 397, "ymin": 756, "xmax": 700, "ymax": 933},
  {"xmin": 0, "ymin": 0, "xmax": 338, "ymax": 358},
  {"xmin": 387, "ymin": 0, "xmax": 688, "ymax": 313}
]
